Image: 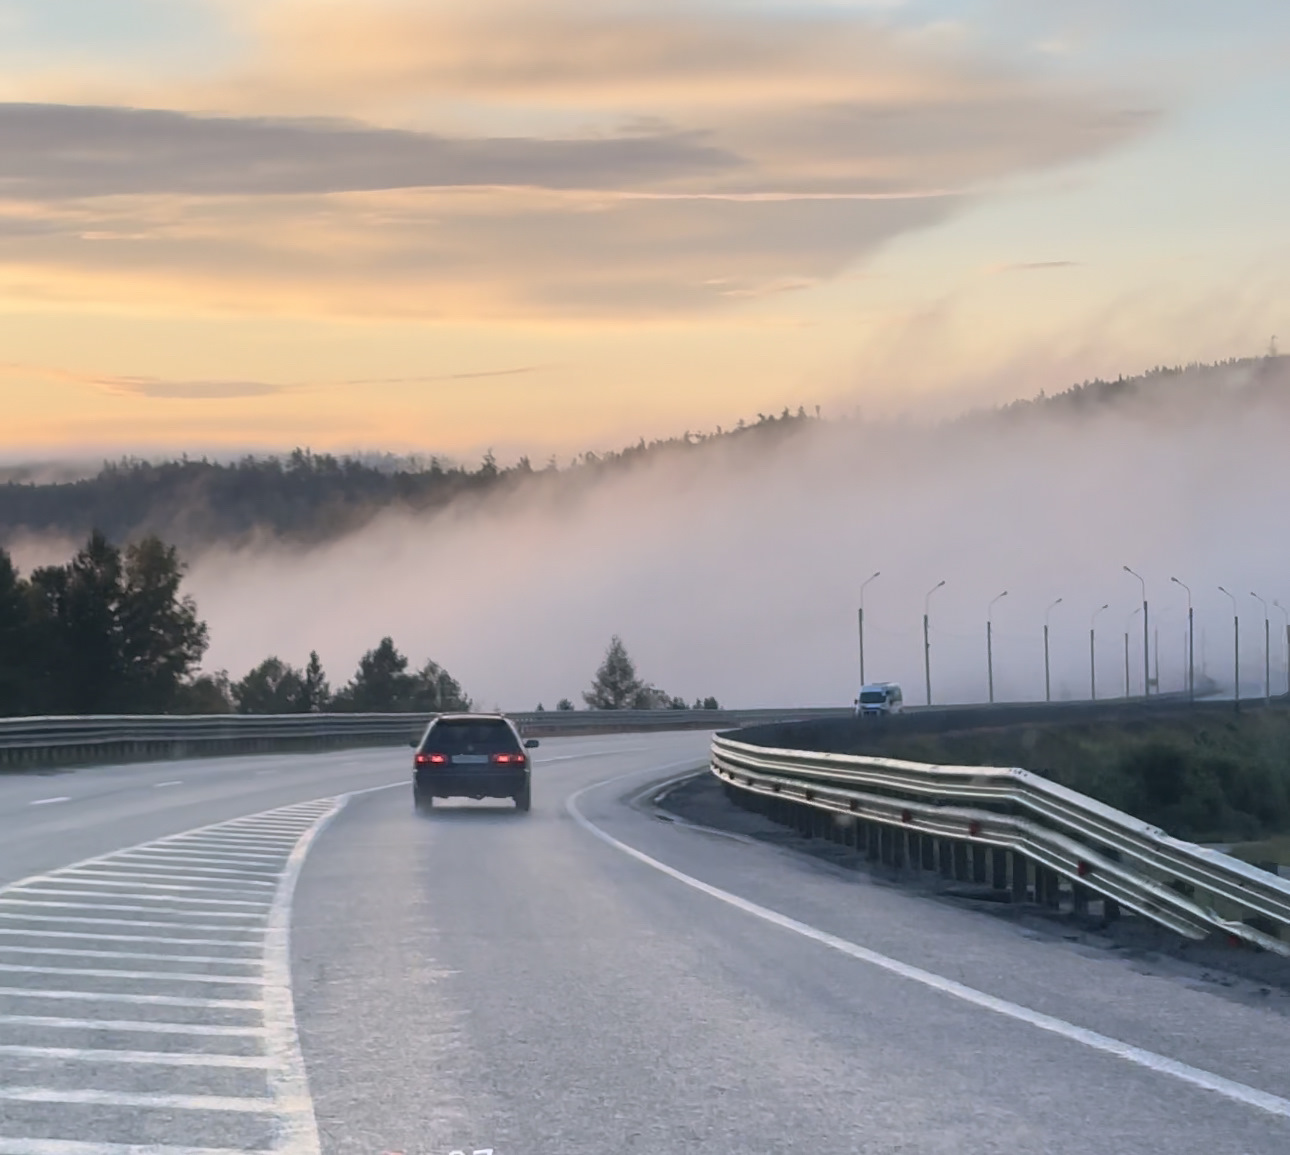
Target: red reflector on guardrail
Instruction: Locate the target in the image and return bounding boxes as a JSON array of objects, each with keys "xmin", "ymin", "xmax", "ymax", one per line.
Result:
[
  {"xmin": 901, "ymin": 809, "xmax": 912, "ymax": 824},
  {"xmin": 968, "ymin": 820, "xmax": 982, "ymax": 837},
  {"xmin": 1077, "ymin": 861, "xmax": 1094, "ymax": 877}
]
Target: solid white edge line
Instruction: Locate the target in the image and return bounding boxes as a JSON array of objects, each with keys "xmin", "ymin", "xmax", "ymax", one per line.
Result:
[{"xmin": 566, "ymin": 772, "xmax": 1290, "ymax": 1122}]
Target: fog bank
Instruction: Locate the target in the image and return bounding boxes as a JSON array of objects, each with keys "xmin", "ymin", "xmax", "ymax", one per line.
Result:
[{"xmin": 52, "ymin": 362, "xmax": 1290, "ymax": 709}]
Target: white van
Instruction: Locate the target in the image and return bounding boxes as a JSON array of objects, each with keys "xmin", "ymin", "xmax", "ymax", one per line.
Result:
[{"xmin": 855, "ymin": 682, "xmax": 904, "ymax": 717}]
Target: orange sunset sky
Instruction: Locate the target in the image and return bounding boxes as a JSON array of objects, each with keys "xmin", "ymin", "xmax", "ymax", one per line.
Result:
[{"xmin": 2, "ymin": 0, "xmax": 1288, "ymax": 461}]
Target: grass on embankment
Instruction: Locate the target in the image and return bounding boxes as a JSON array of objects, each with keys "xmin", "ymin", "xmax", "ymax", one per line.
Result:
[{"xmin": 858, "ymin": 705, "xmax": 1290, "ymax": 846}]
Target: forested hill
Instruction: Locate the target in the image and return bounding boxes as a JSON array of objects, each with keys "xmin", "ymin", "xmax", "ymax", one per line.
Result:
[
  {"xmin": 0, "ymin": 410, "xmax": 815, "ymax": 548},
  {"xmin": 1, "ymin": 355, "xmax": 1284, "ymax": 549}
]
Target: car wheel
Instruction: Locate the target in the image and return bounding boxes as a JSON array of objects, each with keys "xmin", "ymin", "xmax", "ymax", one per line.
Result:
[{"xmin": 514, "ymin": 782, "xmax": 531, "ymax": 812}]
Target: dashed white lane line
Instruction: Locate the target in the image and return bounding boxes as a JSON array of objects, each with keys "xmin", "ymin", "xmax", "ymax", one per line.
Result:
[
  {"xmin": 0, "ymin": 795, "xmax": 348, "ymax": 1155},
  {"xmin": 0, "ymin": 1087, "xmax": 277, "ymax": 1112},
  {"xmin": 568, "ymin": 770, "xmax": 1290, "ymax": 1123},
  {"xmin": 0, "ymin": 1141, "xmax": 251, "ymax": 1155},
  {"xmin": 27, "ymin": 798, "xmax": 69, "ymax": 807},
  {"xmin": 0, "ymin": 1045, "xmax": 272, "ymax": 1068},
  {"xmin": 0, "ymin": 1015, "xmax": 267, "ymax": 1037},
  {"xmin": 0, "ymin": 963, "xmax": 265, "ymax": 985},
  {"xmin": 0, "ymin": 987, "xmax": 261, "ymax": 1008},
  {"xmin": 153, "ymin": 780, "xmax": 183, "ymax": 788},
  {"xmin": 0, "ymin": 946, "xmax": 261, "ymax": 967}
]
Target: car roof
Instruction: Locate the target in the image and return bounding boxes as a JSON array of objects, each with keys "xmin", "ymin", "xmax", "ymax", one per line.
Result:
[{"xmin": 433, "ymin": 712, "xmax": 509, "ymax": 722}]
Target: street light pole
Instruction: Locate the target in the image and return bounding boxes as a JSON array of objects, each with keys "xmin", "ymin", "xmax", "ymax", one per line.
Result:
[
  {"xmin": 858, "ymin": 571, "xmax": 880, "ymax": 688},
  {"xmin": 1218, "ymin": 586, "xmax": 1239, "ymax": 713},
  {"xmin": 987, "ymin": 590, "xmax": 1008, "ymax": 704},
  {"xmin": 1090, "ymin": 604, "xmax": 1109, "ymax": 701},
  {"xmin": 1044, "ymin": 598, "xmax": 1063, "ymax": 703},
  {"xmin": 1251, "ymin": 592, "xmax": 1270, "ymax": 705},
  {"xmin": 1171, "ymin": 577, "xmax": 1193, "ymax": 700},
  {"xmin": 1124, "ymin": 566, "xmax": 1149, "ymax": 696},
  {"xmin": 1275, "ymin": 600, "xmax": 1290, "ymax": 697},
  {"xmin": 924, "ymin": 580, "xmax": 946, "ymax": 707},
  {"xmin": 1125, "ymin": 607, "xmax": 1141, "ymax": 698}
]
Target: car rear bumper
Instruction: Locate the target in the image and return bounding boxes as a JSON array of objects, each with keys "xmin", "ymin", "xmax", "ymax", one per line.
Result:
[{"xmin": 414, "ymin": 768, "xmax": 529, "ymax": 798}]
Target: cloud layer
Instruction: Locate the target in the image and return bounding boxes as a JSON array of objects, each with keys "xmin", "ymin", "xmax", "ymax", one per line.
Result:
[{"xmin": 0, "ymin": 3, "xmax": 1150, "ymax": 321}]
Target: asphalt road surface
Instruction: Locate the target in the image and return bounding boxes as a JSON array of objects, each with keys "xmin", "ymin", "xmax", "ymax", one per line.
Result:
[{"xmin": 1, "ymin": 732, "xmax": 1288, "ymax": 1155}]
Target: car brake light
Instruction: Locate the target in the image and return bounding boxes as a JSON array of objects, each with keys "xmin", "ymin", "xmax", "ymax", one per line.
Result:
[
  {"xmin": 492, "ymin": 752, "xmax": 526, "ymax": 765},
  {"xmin": 416, "ymin": 752, "xmax": 447, "ymax": 765}
]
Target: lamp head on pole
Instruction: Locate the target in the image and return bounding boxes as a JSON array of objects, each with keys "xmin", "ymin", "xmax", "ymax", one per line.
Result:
[{"xmin": 925, "ymin": 579, "xmax": 946, "ymax": 614}]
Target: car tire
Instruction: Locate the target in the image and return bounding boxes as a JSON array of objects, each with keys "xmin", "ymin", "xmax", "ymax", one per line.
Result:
[{"xmin": 514, "ymin": 782, "xmax": 531, "ymax": 812}]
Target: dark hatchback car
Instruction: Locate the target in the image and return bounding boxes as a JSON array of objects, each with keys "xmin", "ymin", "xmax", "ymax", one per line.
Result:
[{"xmin": 412, "ymin": 713, "xmax": 538, "ymax": 812}]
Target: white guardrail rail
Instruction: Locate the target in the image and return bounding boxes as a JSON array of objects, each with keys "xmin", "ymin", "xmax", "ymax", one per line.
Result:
[{"xmin": 710, "ymin": 734, "xmax": 1290, "ymax": 956}]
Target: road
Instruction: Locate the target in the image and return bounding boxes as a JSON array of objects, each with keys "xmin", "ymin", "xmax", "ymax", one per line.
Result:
[{"xmin": 1, "ymin": 733, "xmax": 1288, "ymax": 1155}]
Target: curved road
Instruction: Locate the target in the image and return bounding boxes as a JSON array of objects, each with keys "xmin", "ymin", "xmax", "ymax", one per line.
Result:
[{"xmin": 1, "ymin": 733, "xmax": 1288, "ymax": 1155}]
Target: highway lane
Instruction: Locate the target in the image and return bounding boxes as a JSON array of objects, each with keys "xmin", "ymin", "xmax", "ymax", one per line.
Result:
[
  {"xmin": 0, "ymin": 736, "xmax": 654, "ymax": 888},
  {"xmin": 292, "ymin": 736, "xmax": 1290, "ymax": 1155},
  {"xmin": 2, "ymin": 732, "xmax": 1289, "ymax": 1154}
]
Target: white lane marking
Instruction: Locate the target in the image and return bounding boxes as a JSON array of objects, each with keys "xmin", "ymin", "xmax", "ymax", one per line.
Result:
[
  {"xmin": 0, "ymin": 1045, "xmax": 271, "ymax": 1068},
  {"xmin": 261, "ymin": 799, "xmax": 343, "ymax": 1155},
  {"xmin": 117, "ymin": 850, "xmax": 283, "ymax": 866},
  {"xmin": 28, "ymin": 798, "xmax": 70, "ymax": 807},
  {"xmin": 153, "ymin": 781, "xmax": 183, "ymax": 789},
  {"xmin": 567, "ymin": 775, "xmax": 1290, "ymax": 1123},
  {"xmin": 0, "ymin": 1087, "xmax": 275, "ymax": 1112},
  {"xmin": 0, "ymin": 1014, "xmax": 266, "ymax": 1037},
  {"xmin": 0, "ymin": 946, "xmax": 262, "ymax": 968},
  {"xmin": 11, "ymin": 886, "xmax": 271, "ymax": 907},
  {"xmin": 101, "ymin": 859, "xmax": 279, "ymax": 877},
  {"xmin": 0, "ymin": 924, "xmax": 259, "ymax": 944},
  {"xmin": 60, "ymin": 870, "xmax": 276, "ymax": 891},
  {"xmin": 0, "ymin": 900, "xmax": 262, "ymax": 919},
  {"xmin": 0, "ymin": 963, "xmax": 264, "ymax": 985},
  {"xmin": 0, "ymin": 986, "xmax": 259, "ymax": 1008},
  {"xmin": 0, "ymin": 1140, "xmax": 250, "ymax": 1155},
  {"xmin": 0, "ymin": 918, "xmax": 261, "ymax": 934}
]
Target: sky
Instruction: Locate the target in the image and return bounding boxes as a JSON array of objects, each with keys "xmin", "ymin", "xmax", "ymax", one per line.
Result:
[{"xmin": 2, "ymin": 0, "xmax": 1289, "ymax": 462}]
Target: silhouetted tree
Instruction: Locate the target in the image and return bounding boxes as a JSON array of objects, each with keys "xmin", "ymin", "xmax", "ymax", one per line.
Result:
[
  {"xmin": 333, "ymin": 637, "xmax": 412, "ymax": 712},
  {"xmin": 233, "ymin": 657, "xmax": 306, "ymax": 714},
  {"xmin": 584, "ymin": 636, "xmax": 644, "ymax": 709},
  {"xmin": 0, "ymin": 549, "xmax": 30, "ymax": 715},
  {"xmin": 300, "ymin": 650, "xmax": 330, "ymax": 712},
  {"xmin": 556, "ymin": 698, "xmax": 575, "ymax": 711},
  {"xmin": 409, "ymin": 658, "xmax": 471, "ymax": 712}
]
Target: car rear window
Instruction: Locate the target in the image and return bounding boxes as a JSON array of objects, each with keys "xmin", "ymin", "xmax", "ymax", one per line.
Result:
[{"xmin": 423, "ymin": 719, "xmax": 519, "ymax": 755}]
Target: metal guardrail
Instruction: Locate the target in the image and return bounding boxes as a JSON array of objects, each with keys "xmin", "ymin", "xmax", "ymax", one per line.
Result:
[
  {"xmin": 0, "ymin": 708, "xmax": 852, "ymax": 766},
  {"xmin": 710, "ymin": 735, "xmax": 1290, "ymax": 956}
]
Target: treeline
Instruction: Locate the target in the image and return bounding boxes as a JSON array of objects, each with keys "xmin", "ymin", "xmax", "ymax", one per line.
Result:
[
  {"xmin": 0, "ymin": 409, "xmax": 817, "ymax": 548},
  {"xmin": 216, "ymin": 638, "xmax": 471, "ymax": 716},
  {"xmin": 0, "ymin": 533, "xmax": 472, "ymax": 717},
  {"xmin": 0, "ymin": 532, "xmax": 209, "ymax": 716},
  {"xmin": 0, "ymin": 536, "xmax": 718, "ymax": 718}
]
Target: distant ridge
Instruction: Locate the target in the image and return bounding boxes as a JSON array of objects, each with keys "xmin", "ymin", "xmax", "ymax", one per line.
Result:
[{"xmin": 2, "ymin": 356, "xmax": 1285, "ymax": 551}]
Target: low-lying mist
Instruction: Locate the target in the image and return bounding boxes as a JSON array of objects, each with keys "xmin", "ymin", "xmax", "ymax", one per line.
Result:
[{"xmin": 16, "ymin": 360, "xmax": 1290, "ymax": 711}]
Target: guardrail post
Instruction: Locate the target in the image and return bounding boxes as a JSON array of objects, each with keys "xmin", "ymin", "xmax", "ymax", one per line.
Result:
[
  {"xmin": 938, "ymin": 839, "xmax": 954, "ymax": 879},
  {"xmin": 920, "ymin": 835, "xmax": 936, "ymax": 871},
  {"xmin": 1102, "ymin": 897, "xmax": 1121, "ymax": 923},
  {"xmin": 867, "ymin": 824, "xmax": 881, "ymax": 862},
  {"xmin": 1011, "ymin": 853, "xmax": 1029, "ymax": 902},
  {"xmin": 891, "ymin": 828, "xmax": 905, "ymax": 869},
  {"xmin": 991, "ymin": 848, "xmax": 1008, "ymax": 891},
  {"xmin": 1072, "ymin": 882, "xmax": 1090, "ymax": 915},
  {"xmin": 951, "ymin": 841, "xmax": 969, "ymax": 882},
  {"xmin": 971, "ymin": 844, "xmax": 988, "ymax": 885}
]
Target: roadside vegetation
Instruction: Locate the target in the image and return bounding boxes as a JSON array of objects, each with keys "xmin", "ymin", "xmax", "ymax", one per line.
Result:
[
  {"xmin": 858, "ymin": 708, "xmax": 1290, "ymax": 845},
  {"xmin": 0, "ymin": 538, "xmax": 715, "ymax": 718}
]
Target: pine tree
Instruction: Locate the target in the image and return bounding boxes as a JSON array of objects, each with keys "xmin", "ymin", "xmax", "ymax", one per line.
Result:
[{"xmin": 583, "ymin": 636, "xmax": 644, "ymax": 709}]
